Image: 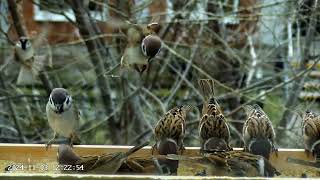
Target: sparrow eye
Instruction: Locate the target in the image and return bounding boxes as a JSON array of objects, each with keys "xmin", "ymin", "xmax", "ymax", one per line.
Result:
[{"xmin": 66, "ymin": 97, "xmax": 70, "ymax": 105}]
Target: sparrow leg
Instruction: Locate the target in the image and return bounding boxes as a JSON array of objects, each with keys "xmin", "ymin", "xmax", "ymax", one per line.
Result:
[
  {"xmin": 273, "ymin": 146, "xmax": 279, "ymax": 157},
  {"xmin": 199, "ymin": 144, "xmax": 205, "ymax": 155},
  {"xmin": 243, "ymin": 146, "xmax": 248, "ymax": 152},
  {"xmin": 46, "ymin": 132, "xmax": 57, "ymax": 150},
  {"xmin": 305, "ymin": 149, "xmax": 312, "ymax": 157},
  {"xmin": 151, "ymin": 143, "xmax": 156, "ymax": 155},
  {"xmin": 180, "ymin": 144, "xmax": 185, "ymax": 155},
  {"xmin": 69, "ymin": 134, "xmax": 77, "ymax": 148}
]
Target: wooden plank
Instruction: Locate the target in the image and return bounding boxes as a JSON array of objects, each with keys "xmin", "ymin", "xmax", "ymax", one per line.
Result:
[
  {"xmin": 0, "ymin": 144, "xmax": 318, "ymax": 178},
  {"xmin": 0, "ymin": 173, "xmax": 294, "ymax": 180}
]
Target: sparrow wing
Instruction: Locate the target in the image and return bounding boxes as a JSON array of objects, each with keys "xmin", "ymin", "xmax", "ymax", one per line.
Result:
[{"xmin": 199, "ymin": 114, "xmax": 230, "ymax": 146}]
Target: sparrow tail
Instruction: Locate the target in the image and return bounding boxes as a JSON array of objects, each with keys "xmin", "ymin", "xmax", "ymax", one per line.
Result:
[{"xmin": 198, "ymin": 79, "xmax": 215, "ymax": 101}]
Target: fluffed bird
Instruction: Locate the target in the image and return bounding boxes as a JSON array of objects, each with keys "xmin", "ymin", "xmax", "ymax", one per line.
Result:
[
  {"xmin": 57, "ymin": 141, "xmax": 149, "ymax": 174},
  {"xmin": 198, "ymin": 79, "xmax": 231, "ymax": 152},
  {"xmin": 46, "ymin": 88, "xmax": 80, "ymax": 150},
  {"xmin": 242, "ymin": 104, "xmax": 277, "ymax": 159},
  {"xmin": 120, "ymin": 22, "xmax": 162, "ymax": 75},
  {"xmin": 153, "ymin": 105, "xmax": 193, "ymax": 155},
  {"xmin": 302, "ymin": 110, "xmax": 320, "ymax": 159},
  {"xmin": 14, "ymin": 36, "xmax": 51, "ymax": 85},
  {"xmin": 156, "ymin": 138, "xmax": 179, "ymax": 175}
]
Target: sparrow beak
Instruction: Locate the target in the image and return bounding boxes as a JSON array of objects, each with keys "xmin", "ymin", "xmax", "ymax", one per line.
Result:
[
  {"xmin": 55, "ymin": 104, "xmax": 64, "ymax": 114},
  {"xmin": 133, "ymin": 64, "xmax": 148, "ymax": 75}
]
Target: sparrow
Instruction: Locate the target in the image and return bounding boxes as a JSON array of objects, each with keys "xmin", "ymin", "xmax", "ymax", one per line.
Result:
[
  {"xmin": 302, "ymin": 110, "xmax": 320, "ymax": 159},
  {"xmin": 203, "ymin": 151, "xmax": 281, "ymax": 177},
  {"xmin": 167, "ymin": 151, "xmax": 281, "ymax": 177},
  {"xmin": 242, "ymin": 104, "xmax": 277, "ymax": 159},
  {"xmin": 198, "ymin": 79, "xmax": 231, "ymax": 152},
  {"xmin": 120, "ymin": 22, "xmax": 162, "ymax": 75},
  {"xmin": 153, "ymin": 105, "xmax": 193, "ymax": 155},
  {"xmin": 14, "ymin": 36, "xmax": 51, "ymax": 85},
  {"xmin": 57, "ymin": 141, "xmax": 149, "ymax": 174},
  {"xmin": 46, "ymin": 88, "xmax": 80, "ymax": 150}
]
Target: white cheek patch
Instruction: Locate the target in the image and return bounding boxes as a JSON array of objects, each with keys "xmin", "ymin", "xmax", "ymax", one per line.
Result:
[
  {"xmin": 49, "ymin": 99, "xmax": 56, "ymax": 110},
  {"xmin": 63, "ymin": 96, "xmax": 72, "ymax": 111},
  {"xmin": 141, "ymin": 42, "xmax": 147, "ymax": 56},
  {"xmin": 258, "ymin": 157, "xmax": 265, "ymax": 176}
]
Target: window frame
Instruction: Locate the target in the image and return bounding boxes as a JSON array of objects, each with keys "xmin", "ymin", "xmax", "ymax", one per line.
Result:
[{"xmin": 33, "ymin": 0, "xmax": 108, "ymax": 22}]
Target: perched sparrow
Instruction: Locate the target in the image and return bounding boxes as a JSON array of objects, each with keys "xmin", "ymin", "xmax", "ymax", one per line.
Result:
[
  {"xmin": 302, "ymin": 110, "xmax": 320, "ymax": 159},
  {"xmin": 46, "ymin": 88, "xmax": 80, "ymax": 150},
  {"xmin": 198, "ymin": 79, "xmax": 231, "ymax": 152},
  {"xmin": 153, "ymin": 105, "xmax": 193, "ymax": 154},
  {"xmin": 120, "ymin": 22, "xmax": 162, "ymax": 75},
  {"xmin": 57, "ymin": 141, "xmax": 149, "ymax": 174},
  {"xmin": 243, "ymin": 104, "xmax": 277, "ymax": 159},
  {"xmin": 14, "ymin": 36, "xmax": 50, "ymax": 85}
]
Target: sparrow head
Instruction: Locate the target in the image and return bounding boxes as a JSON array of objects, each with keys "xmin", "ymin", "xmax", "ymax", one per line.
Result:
[
  {"xmin": 303, "ymin": 110, "xmax": 317, "ymax": 120},
  {"xmin": 141, "ymin": 35, "xmax": 162, "ymax": 61},
  {"xmin": 57, "ymin": 144, "xmax": 81, "ymax": 165},
  {"xmin": 157, "ymin": 138, "xmax": 178, "ymax": 155},
  {"xmin": 147, "ymin": 22, "xmax": 161, "ymax": 34},
  {"xmin": 16, "ymin": 36, "xmax": 31, "ymax": 51},
  {"xmin": 243, "ymin": 105, "xmax": 255, "ymax": 116},
  {"xmin": 48, "ymin": 88, "xmax": 72, "ymax": 114},
  {"xmin": 203, "ymin": 137, "xmax": 229, "ymax": 152},
  {"xmin": 248, "ymin": 138, "xmax": 272, "ymax": 160}
]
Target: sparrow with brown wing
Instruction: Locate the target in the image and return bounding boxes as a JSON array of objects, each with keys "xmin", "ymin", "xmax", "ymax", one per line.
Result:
[
  {"xmin": 57, "ymin": 141, "xmax": 149, "ymax": 174},
  {"xmin": 302, "ymin": 110, "xmax": 320, "ymax": 160},
  {"xmin": 242, "ymin": 104, "xmax": 277, "ymax": 159},
  {"xmin": 14, "ymin": 35, "xmax": 51, "ymax": 85},
  {"xmin": 46, "ymin": 88, "xmax": 81, "ymax": 150},
  {"xmin": 198, "ymin": 79, "xmax": 231, "ymax": 152},
  {"xmin": 153, "ymin": 105, "xmax": 193, "ymax": 155}
]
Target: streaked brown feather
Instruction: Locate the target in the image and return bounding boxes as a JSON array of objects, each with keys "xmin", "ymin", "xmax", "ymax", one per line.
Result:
[{"xmin": 154, "ymin": 105, "xmax": 192, "ymax": 152}]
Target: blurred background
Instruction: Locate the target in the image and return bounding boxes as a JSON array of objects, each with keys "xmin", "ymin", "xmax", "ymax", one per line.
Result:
[{"xmin": 0, "ymin": 0, "xmax": 319, "ymax": 148}]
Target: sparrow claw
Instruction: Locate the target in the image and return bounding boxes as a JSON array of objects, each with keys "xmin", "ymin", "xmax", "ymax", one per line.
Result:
[
  {"xmin": 68, "ymin": 138, "xmax": 74, "ymax": 148},
  {"xmin": 180, "ymin": 145, "xmax": 186, "ymax": 155},
  {"xmin": 273, "ymin": 147, "xmax": 279, "ymax": 157},
  {"xmin": 45, "ymin": 141, "xmax": 53, "ymax": 151}
]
